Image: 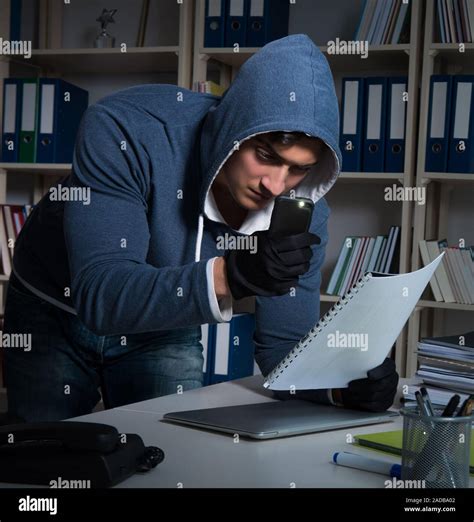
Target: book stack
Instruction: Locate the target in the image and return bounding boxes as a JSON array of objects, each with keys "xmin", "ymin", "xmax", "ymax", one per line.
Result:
[
  {"xmin": 192, "ymin": 81, "xmax": 226, "ymax": 96},
  {"xmin": 435, "ymin": 0, "xmax": 474, "ymax": 43},
  {"xmin": 354, "ymin": 0, "xmax": 411, "ymax": 44},
  {"xmin": 402, "ymin": 332, "xmax": 474, "ymax": 406},
  {"xmin": 419, "ymin": 240, "xmax": 474, "ymax": 304},
  {"xmin": 0, "ymin": 204, "xmax": 34, "ymax": 277},
  {"xmin": 326, "ymin": 226, "xmax": 400, "ymax": 296}
]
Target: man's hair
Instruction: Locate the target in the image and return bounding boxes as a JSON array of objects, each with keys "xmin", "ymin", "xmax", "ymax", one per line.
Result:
[{"xmin": 265, "ymin": 131, "xmax": 325, "ymax": 152}]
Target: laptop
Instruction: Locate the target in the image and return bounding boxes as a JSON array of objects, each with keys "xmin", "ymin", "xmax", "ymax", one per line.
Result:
[{"xmin": 162, "ymin": 400, "xmax": 398, "ymax": 439}]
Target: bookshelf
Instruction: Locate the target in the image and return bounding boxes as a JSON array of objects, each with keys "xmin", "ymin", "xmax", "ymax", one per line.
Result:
[
  {"xmin": 406, "ymin": 0, "xmax": 474, "ymax": 377},
  {"xmin": 0, "ymin": 0, "xmax": 471, "ymax": 406},
  {"xmin": 192, "ymin": 0, "xmax": 425, "ymax": 377},
  {"xmin": 0, "ymin": 0, "xmax": 195, "ymax": 403}
]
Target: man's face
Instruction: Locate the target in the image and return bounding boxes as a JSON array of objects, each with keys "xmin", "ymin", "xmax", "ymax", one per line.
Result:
[{"xmin": 214, "ymin": 134, "xmax": 321, "ymax": 210}]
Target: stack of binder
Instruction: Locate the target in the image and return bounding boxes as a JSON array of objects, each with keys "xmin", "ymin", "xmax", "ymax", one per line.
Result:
[
  {"xmin": 204, "ymin": 0, "xmax": 289, "ymax": 48},
  {"xmin": 326, "ymin": 226, "xmax": 401, "ymax": 296},
  {"xmin": 354, "ymin": 0, "xmax": 412, "ymax": 44},
  {"xmin": 419, "ymin": 239, "xmax": 474, "ymax": 304},
  {"xmin": 340, "ymin": 76, "xmax": 408, "ymax": 173},
  {"xmin": 425, "ymin": 75, "xmax": 474, "ymax": 174},
  {"xmin": 0, "ymin": 204, "xmax": 34, "ymax": 277},
  {"xmin": 1, "ymin": 78, "xmax": 89, "ymax": 164},
  {"xmin": 435, "ymin": 0, "xmax": 474, "ymax": 43},
  {"xmin": 414, "ymin": 331, "xmax": 474, "ymax": 396},
  {"xmin": 200, "ymin": 313, "xmax": 258, "ymax": 385}
]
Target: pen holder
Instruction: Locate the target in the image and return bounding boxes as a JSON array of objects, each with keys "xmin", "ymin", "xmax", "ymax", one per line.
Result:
[{"xmin": 400, "ymin": 407, "xmax": 472, "ymax": 488}]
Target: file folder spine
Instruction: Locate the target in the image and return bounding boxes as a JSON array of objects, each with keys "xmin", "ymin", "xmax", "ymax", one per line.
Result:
[
  {"xmin": 246, "ymin": 0, "xmax": 289, "ymax": 47},
  {"xmin": 201, "ymin": 324, "xmax": 215, "ymax": 386},
  {"xmin": 385, "ymin": 77, "xmax": 408, "ymax": 173},
  {"xmin": 340, "ymin": 78, "xmax": 365, "ymax": 172},
  {"xmin": 19, "ymin": 79, "xmax": 39, "ymax": 163},
  {"xmin": 225, "ymin": 0, "xmax": 249, "ymax": 47},
  {"xmin": 204, "ymin": 0, "xmax": 227, "ymax": 48},
  {"xmin": 425, "ymin": 75, "xmax": 453, "ymax": 172},
  {"xmin": 1, "ymin": 79, "xmax": 22, "ymax": 163},
  {"xmin": 362, "ymin": 77, "xmax": 387, "ymax": 172},
  {"xmin": 37, "ymin": 79, "xmax": 89, "ymax": 164},
  {"xmin": 209, "ymin": 314, "xmax": 255, "ymax": 384},
  {"xmin": 447, "ymin": 75, "xmax": 474, "ymax": 173}
]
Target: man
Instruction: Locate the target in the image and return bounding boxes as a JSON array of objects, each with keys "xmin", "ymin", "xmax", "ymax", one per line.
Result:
[{"xmin": 4, "ymin": 35, "xmax": 398, "ymax": 422}]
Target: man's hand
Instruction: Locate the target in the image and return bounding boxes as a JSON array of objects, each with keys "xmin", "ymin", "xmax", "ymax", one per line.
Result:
[
  {"xmin": 333, "ymin": 358, "xmax": 399, "ymax": 413},
  {"xmin": 224, "ymin": 230, "xmax": 320, "ymax": 300}
]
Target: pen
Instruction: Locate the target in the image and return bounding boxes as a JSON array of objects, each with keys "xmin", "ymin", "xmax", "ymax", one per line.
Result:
[
  {"xmin": 415, "ymin": 390, "xmax": 431, "ymax": 416},
  {"xmin": 441, "ymin": 394, "xmax": 460, "ymax": 417},
  {"xmin": 420, "ymin": 387, "xmax": 435, "ymax": 416},
  {"xmin": 332, "ymin": 451, "xmax": 401, "ymax": 479}
]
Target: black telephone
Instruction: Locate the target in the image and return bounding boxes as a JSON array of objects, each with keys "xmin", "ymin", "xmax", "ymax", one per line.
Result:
[{"xmin": 0, "ymin": 421, "xmax": 164, "ymax": 487}]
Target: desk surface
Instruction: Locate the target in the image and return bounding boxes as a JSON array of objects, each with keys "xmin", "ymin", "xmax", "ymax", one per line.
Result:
[
  {"xmin": 1, "ymin": 376, "xmax": 472, "ymax": 488},
  {"xmin": 71, "ymin": 376, "xmax": 472, "ymax": 488}
]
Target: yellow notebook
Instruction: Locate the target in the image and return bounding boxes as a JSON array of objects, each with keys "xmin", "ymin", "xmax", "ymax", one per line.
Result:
[{"xmin": 354, "ymin": 430, "xmax": 474, "ymax": 474}]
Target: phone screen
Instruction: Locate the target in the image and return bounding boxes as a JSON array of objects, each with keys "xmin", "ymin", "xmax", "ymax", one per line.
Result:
[{"xmin": 269, "ymin": 196, "xmax": 314, "ymax": 236}]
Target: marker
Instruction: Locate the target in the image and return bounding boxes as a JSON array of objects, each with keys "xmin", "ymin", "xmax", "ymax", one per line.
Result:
[
  {"xmin": 441, "ymin": 394, "xmax": 460, "ymax": 417},
  {"xmin": 332, "ymin": 451, "xmax": 401, "ymax": 479},
  {"xmin": 456, "ymin": 395, "xmax": 474, "ymax": 417}
]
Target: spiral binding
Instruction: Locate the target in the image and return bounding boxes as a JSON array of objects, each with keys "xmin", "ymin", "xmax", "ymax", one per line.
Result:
[{"xmin": 267, "ymin": 272, "xmax": 373, "ymax": 384}]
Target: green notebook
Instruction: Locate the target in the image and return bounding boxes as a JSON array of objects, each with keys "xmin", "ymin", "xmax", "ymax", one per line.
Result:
[{"xmin": 354, "ymin": 430, "xmax": 474, "ymax": 474}]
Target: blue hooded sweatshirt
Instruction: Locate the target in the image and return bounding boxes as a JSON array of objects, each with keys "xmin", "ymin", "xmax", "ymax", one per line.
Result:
[{"xmin": 12, "ymin": 34, "xmax": 341, "ymax": 379}]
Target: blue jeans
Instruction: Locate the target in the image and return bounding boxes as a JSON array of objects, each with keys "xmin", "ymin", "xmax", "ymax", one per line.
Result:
[{"xmin": 3, "ymin": 272, "xmax": 204, "ymax": 422}]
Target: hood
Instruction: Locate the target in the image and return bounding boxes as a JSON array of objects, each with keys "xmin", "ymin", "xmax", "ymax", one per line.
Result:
[{"xmin": 194, "ymin": 34, "xmax": 342, "ymax": 262}]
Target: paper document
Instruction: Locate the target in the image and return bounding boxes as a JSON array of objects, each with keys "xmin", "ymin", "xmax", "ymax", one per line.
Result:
[{"xmin": 263, "ymin": 254, "xmax": 444, "ymax": 391}]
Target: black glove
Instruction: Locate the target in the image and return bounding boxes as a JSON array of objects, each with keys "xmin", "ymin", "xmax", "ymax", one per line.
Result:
[
  {"xmin": 224, "ymin": 230, "xmax": 320, "ymax": 300},
  {"xmin": 336, "ymin": 358, "xmax": 399, "ymax": 413}
]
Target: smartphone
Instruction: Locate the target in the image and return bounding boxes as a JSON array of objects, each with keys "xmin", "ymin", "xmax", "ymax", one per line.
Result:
[{"xmin": 269, "ymin": 196, "xmax": 314, "ymax": 236}]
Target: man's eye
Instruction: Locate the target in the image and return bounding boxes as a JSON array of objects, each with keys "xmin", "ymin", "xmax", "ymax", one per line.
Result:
[
  {"xmin": 292, "ymin": 166, "xmax": 310, "ymax": 174},
  {"xmin": 256, "ymin": 148, "xmax": 273, "ymax": 161}
]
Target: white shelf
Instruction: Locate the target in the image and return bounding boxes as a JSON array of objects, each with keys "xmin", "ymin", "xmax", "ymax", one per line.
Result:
[
  {"xmin": 417, "ymin": 299, "xmax": 474, "ymax": 311},
  {"xmin": 13, "ymin": 46, "xmax": 180, "ymax": 74},
  {"xmin": 0, "ymin": 163, "xmax": 71, "ymax": 175},
  {"xmin": 339, "ymin": 172, "xmax": 403, "ymax": 183},
  {"xmin": 200, "ymin": 44, "xmax": 411, "ymax": 71},
  {"xmin": 422, "ymin": 172, "xmax": 474, "ymax": 183}
]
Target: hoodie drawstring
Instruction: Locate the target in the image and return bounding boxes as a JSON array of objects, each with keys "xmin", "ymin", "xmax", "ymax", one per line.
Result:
[{"xmin": 195, "ymin": 213, "xmax": 204, "ymax": 262}]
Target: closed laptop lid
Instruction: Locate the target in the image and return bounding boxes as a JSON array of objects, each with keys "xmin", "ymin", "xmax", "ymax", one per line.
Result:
[{"xmin": 162, "ymin": 400, "xmax": 398, "ymax": 439}]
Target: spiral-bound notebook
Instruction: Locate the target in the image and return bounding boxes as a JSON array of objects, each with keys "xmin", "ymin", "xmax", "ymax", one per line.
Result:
[{"xmin": 263, "ymin": 253, "xmax": 444, "ymax": 391}]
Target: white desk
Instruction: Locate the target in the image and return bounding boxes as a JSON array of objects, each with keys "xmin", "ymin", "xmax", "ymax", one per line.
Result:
[{"xmin": 61, "ymin": 375, "xmax": 472, "ymax": 489}]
